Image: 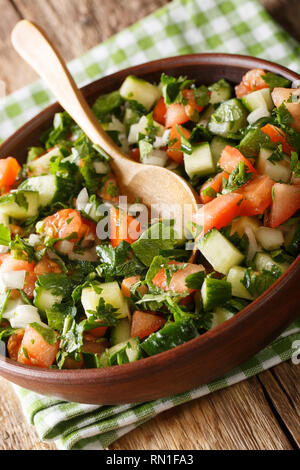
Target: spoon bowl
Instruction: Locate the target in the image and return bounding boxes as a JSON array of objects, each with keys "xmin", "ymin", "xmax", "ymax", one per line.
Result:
[{"xmin": 11, "ymin": 20, "xmax": 199, "ymax": 221}]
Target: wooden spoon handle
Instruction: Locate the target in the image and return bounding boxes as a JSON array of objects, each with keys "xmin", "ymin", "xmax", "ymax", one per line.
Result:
[{"xmin": 11, "ymin": 20, "xmax": 128, "ymax": 162}]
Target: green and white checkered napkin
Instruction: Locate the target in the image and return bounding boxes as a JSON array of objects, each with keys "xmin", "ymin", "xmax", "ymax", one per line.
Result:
[{"xmin": 1, "ymin": 0, "xmax": 299, "ymax": 450}]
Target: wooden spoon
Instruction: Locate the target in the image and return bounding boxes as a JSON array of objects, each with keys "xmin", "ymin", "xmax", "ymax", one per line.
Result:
[{"xmin": 11, "ymin": 20, "xmax": 199, "ymax": 227}]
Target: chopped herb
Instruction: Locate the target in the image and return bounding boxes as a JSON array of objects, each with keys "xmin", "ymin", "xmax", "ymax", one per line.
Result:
[{"xmin": 262, "ymin": 72, "xmax": 291, "ymax": 90}]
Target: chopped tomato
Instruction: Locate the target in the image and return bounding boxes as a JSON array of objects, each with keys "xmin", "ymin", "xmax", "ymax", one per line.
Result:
[
  {"xmin": 18, "ymin": 325, "xmax": 59, "ymax": 368},
  {"xmin": 121, "ymin": 275, "xmax": 148, "ymax": 298},
  {"xmin": 269, "ymin": 183, "xmax": 300, "ymax": 228},
  {"xmin": 7, "ymin": 329, "xmax": 24, "ymax": 362},
  {"xmin": 0, "ymin": 255, "xmax": 36, "ymax": 298},
  {"xmin": 98, "ymin": 174, "xmax": 120, "ymax": 202},
  {"xmin": 110, "ymin": 207, "xmax": 140, "ymax": 248},
  {"xmin": 192, "ymin": 193, "xmax": 244, "ymax": 237},
  {"xmin": 131, "ymin": 310, "xmax": 166, "ymax": 340},
  {"xmin": 260, "ymin": 124, "xmax": 294, "ymax": 155},
  {"xmin": 87, "ymin": 324, "xmax": 108, "ymax": 338},
  {"xmin": 0, "ymin": 256, "xmax": 35, "ymax": 273},
  {"xmin": 165, "ymin": 103, "xmax": 190, "ymax": 128},
  {"xmin": 152, "ymin": 261, "xmax": 205, "ymax": 294},
  {"xmin": 219, "ymin": 146, "xmax": 257, "ymax": 175},
  {"xmin": 182, "ymin": 89, "xmax": 204, "ymax": 117},
  {"xmin": 153, "ymin": 97, "xmax": 167, "ymax": 125},
  {"xmin": 34, "ymin": 257, "xmax": 62, "ymax": 275},
  {"xmin": 42, "ymin": 209, "xmax": 95, "ymax": 242},
  {"xmin": 236, "ymin": 175, "xmax": 275, "ymax": 216},
  {"xmin": 0, "ymin": 157, "xmax": 21, "ymax": 192},
  {"xmin": 199, "ymin": 171, "xmax": 229, "ymax": 204},
  {"xmin": 235, "ymin": 68, "xmax": 268, "ymax": 98},
  {"xmin": 272, "ymin": 88, "xmax": 300, "ymax": 133},
  {"xmin": 166, "ymin": 125, "xmax": 191, "ymax": 164},
  {"xmin": 129, "ymin": 147, "xmax": 141, "ymax": 162}
]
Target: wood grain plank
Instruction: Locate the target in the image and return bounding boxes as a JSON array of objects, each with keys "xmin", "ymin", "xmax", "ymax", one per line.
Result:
[
  {"xmin": 258, "ymin": 362, "xmax": 300, "ymax": 447},
  {"xmin": 0, "ymin": 0, "xmax": 33, "ymax": 93},
  {"xmin": 0, "ymin": 377, "xmax": 56, "ymax": 450},
  {"xmin": 261, "ymin": 0, "xmax": 300, "ymax": 42},
  {"xmin": 111, "ymin": 376, "xmax": 293, "ymax": 450}
]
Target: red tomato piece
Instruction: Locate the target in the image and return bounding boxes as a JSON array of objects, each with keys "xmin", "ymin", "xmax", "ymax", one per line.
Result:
[
  {"xmin": 192, "ymin": 193, "xmax": 244, "ymax": 237},
  {"xmin": 43, "ymin": 209, "xmax": 82, "ymax": 241},
  {"xmin": 199, "ymin": 171, "xmax": 229, "ymax": 204},
  {"xmin": 18, "ymin": 325, "xmax": 59, "ymax": 368},
  {"xmin": 166, "ymin": 124, "xmax": 191, "ymax": 164},
  {"xmin": 110, "ymin": 207, "xmax": 140, "ymax": 248},
  {"xmin": 153, "ymin": 97, "xmax": 167, "ymax": 126},
  {"xmin": 0, "ymin": 256, "xmax": 35, "ymax": 273},
  {"xmin": 98, "ymin": 174, "xmax": 120, "ymax": 203},
  {"xmin": 121, "ymin": 275, "xmax": 148, "ymax": 298},
  {"xmin": 269, "ymin": 183, "xmax": 300, "ymax": 228},
  {"xmin": 182, "ymin": 89, "xmax": 204, "ymax": 117},
  {"xmin": 131, "ymin": 310, "xmax": 166, "ymax": 340},
  {"xmin": 129, "ymin": 147, "xmax": 141, "ymax": 162},
  {"xmin": 236, "ymin": 175, "xmax": 275, "ymax": 217},
  {"xmin": 152, "ymin": 261, "xmax": 205, "ymax": 294},
  {"xmin": 260, "ymin": 124, "xmax": 295, "ymax": 155},
  {"xmin": 235, "ymin": 68, "xmax": 268, "ymax": 98},
  {"xmin": 165, "ymin": 103, "xmax": 190, "ymax": 128},
  {"xmin": 219, "ymin": 146, "xmax": 257, "ymax": 175},
  {"xmin": 0, "ymin": 157, "xmax": 21, "ymax": 192}
]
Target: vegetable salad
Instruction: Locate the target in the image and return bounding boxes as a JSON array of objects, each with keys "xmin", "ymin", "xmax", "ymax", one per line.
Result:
[{"xmin": 0, "ymin": 67, "xmax": 299, "ymax": 369}]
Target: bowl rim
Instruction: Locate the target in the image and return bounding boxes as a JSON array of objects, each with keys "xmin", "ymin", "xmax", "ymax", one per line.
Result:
[{"xmin": 0, "ymin": 52, "xmax": 299, "ymax": 384}]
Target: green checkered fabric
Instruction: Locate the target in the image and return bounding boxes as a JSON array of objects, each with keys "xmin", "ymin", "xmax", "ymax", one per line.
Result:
[{"xmin": 2, "ymin": 0, "xmax": 300, "ymax": 450}]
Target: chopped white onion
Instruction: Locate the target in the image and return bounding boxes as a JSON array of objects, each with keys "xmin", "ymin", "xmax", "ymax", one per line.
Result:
[
  {"xmin": 245, "ymin": 226, "xmax": 258, "ymax": 262},
  {"xmin": 0, "ymin": 271, "xmax": 26, "ymax": 290},
  {"xmin": 2, "ymin": 298, "xmax": 24, "ymax": 321},
  {"xmin": 153, "ymin": 129, "xmax": 170, "ymax": 149},
  {"xmin": 247, "ymin": 107, "xmax": 270, "ymax": 124},
  {"xmin": 28, "ymin": 234, "xmax": 42, "ymax": 247},
  {"xmin": 93, "ymin": 161, "xmax": 110, "ymax": 174},
  {"xmin": 141, "ymin": 149, "xmax": 168, "ymax": 167},
  {"xmin": 76, "ymin": 188, "xmax": 89, "ymax": 212},
  {"xmin": 9, "ymin": 305, "xmax": 42, "ymax": 329},
  {"xmin": 56, "ymin": 240, "xmax": 74, "ymax": 255},
  {"xmin": 292, "ymin": 80, "xmax": 300, "ymax": 89},
  {"xmin": 0, "ymin": 245, "xmax": 9, "ymax": 254}
]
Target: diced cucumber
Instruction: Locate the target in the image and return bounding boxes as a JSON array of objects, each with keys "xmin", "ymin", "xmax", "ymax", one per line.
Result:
[
  {"xmin": 231, "ymin": 216, "xmax": 260, "ymax": 237},
  {"xmin": 81, "ymin": 282, "xmax": 130, "ymax": 319},
  {"xmin": 184, "ymin": 142, "xmax": 215, "ymax": 179},
  {"xmin": 201, "ymin": 277, "xmax": 232, "ymax": 311},
  {"xmin": 197, "ymin": 228, "xmax": 244, "ymax": 275},
  {"xmin": 210, "ymin": 136, "xmax": 233, "ymax": 166},
  {"xmin": 209, "ymin": 79, "xmax": 232, "ymax": 104},
  {"xmin": 0, "ymin": 190, "xmax": 39, "ymax": 220},
  {"xmin": 0, "ymin": 213, "xmax": 9, "ymax": 228},
  {"xmin": 103, "ymin": 337, "xmax": 141, "ymax": 366},
  {"xmin": 210, "ymin": 307, "xmax": 235, "ymax": 329},
  {"xmin": 27, "ymin": 147, "xmax": 61, "ymax": 176},
  {"xmin": 120, "ymin": 75, "xmax": 161, "ymax": 111},
  {"xmin": 198, "ymin": 104, "xmax": 215, "ymax": 127},
  {"xmin": 257, "ymin": 146, "xmax": 291, "ymax": 183},
  {"xmin": 141, "ymin": 319, "xmax": 198, "ymax": 356},
  {"xmin": 208, "ymin": 98, "xmax": 248, "ymax": 137},
  {"xmin": 241, "ymin": 88, "xmax": 273, "ymax": 112},
  {"xmin": 128, "ymin": 115, "xmax": 165, "ymax": 144},
  {"xmin": 284, "ymin": 219, "xmax": 300, "ymax": 256},
  {"xmin": 227, "ymin": 266, "xmax": 254, "ymax": 300},
  {"xmin": 19, "ymin": 174, "xmax": 58, "ymax": 207},
  {"xmin": 255, "ymin": 227, "xmax": 284, "ymax": 251},
  {"xmin": 34, "ymin": 287, "xmax": 63, "ymax": 320},
  {"xmin": 254, "ymin": 252, "xmax": 290, "ymax": 275},
  {"xmin": 110, "ymin": 318, "xmax": 131, "ymax": 346},
  {"xmin": 238, "ymin": 128, "xmax": 270, "ymax": 158}
]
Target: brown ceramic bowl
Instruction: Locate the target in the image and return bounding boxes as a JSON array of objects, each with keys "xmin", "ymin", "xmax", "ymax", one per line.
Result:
[{"xmin": 0, "ymin": 54, "xmax": 299, "ymax": 404}]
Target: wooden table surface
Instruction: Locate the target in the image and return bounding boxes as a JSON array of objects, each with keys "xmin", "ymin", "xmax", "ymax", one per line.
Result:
[{"xmin": 0, "ymin": 0, "xmax": 299, "ymax": 451}]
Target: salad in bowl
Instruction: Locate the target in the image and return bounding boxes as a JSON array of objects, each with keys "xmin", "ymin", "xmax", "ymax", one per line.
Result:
[{"xmin": 0, "ymin": 66, "xmax": 299, "ymax": 371}]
